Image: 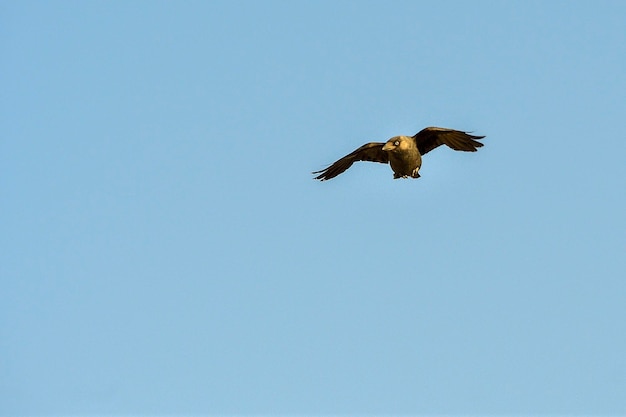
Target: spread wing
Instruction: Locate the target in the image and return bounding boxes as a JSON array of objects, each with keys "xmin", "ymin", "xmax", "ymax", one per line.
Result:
[
  {"xmin": 313, "ymin": 142, "xmax": 388, "ymax": 181},
  {"xmin": 413, "ymin": 126, "xmax": 485, "ymax": 155}
]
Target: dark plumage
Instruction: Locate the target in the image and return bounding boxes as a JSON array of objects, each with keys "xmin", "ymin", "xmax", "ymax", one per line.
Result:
[{"xmin": 313, "ymin": 126, "xmax": 485, "ymax": 181}]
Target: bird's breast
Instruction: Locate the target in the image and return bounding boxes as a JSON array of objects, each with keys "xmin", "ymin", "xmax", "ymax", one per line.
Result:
[{"xmin": 388, "ymin": 150, "xmax": 421, "ymax": 176}]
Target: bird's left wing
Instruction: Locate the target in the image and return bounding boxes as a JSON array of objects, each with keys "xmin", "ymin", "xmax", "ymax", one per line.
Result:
[
  {"xmin": 413, "ymin": 126, "xmax": 485, "ymax": 155},
  {"xmin": 313, "ymin": 142, "xmax": 388, "ymax": 181}
]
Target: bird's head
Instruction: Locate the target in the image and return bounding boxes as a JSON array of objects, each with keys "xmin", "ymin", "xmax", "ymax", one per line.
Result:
[{"xmin": 382, "ymin": 136, "xmax": 411, "ymax": 152}]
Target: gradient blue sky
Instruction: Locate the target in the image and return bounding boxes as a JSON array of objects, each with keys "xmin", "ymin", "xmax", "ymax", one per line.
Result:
[{"xmin": 2, "ymin": 1, "xmax": 625, "ymax": 416}]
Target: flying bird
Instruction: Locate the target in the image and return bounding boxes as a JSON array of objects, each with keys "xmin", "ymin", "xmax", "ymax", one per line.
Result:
[{"xmin": 313, "ymin": 126, "xmax": 485, "ymax": 181}]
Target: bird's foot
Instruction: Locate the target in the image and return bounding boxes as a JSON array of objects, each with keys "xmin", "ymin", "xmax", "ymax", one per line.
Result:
[{"xmin": 411, "ymin": 168, "xmax": 421, "ymax": 178}]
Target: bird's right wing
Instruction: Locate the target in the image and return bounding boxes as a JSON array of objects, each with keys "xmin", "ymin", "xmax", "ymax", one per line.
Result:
[{"xmin": 313, "ymin": 142, "xmax": 388, "ymax": 181}]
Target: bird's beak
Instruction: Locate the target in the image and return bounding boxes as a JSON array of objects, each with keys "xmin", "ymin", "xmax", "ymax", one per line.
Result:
[{"xmin": 382, "ymin": 142, "xmax": 392, "ymax": 151}]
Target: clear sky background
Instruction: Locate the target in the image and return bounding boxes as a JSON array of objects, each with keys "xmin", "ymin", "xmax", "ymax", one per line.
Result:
[{"xmin": 2, "ymin": 1, "xmax": 625, "ymax": 416}]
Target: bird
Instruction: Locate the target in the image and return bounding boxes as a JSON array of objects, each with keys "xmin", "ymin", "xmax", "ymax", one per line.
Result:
[{"xmin": 313, "ymin": 126, "xmax": 485, "ymax": 181}]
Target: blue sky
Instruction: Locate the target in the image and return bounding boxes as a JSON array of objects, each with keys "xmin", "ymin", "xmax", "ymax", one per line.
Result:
[{"xmin": 1, "ymin": 1, "xmax": 625, "ymax": 415}]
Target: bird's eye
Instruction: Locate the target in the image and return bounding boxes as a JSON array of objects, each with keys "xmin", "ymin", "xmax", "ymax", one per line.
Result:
[{"xmin": 394, "ymin": 140, "xmax": 400, "ymax": 146}]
